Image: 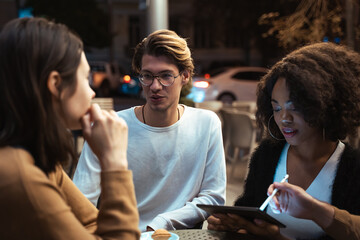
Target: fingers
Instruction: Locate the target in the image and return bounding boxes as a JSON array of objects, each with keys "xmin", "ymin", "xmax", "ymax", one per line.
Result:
[
  {"xmin": 269, "ymin": 197, "xmax": 281, "ymax": 214},
  {"xmin": 265, "ymin": 183, "xmax": 281, "ymax": 213},
  {"xmin": 227, "ymin": 214, "xmax": 280, "ymax": 237},
  {"xmin": 207, "ymin": 215, "xmax": 224, "ymax": 231},
  {"xmin": 213, "ymin": 213, "xmax": 227, "ymax": 218},
  {"xmin": 81, "ymin": 104, "xmax": 128, "ymax": 171},
  {"xmin": 207, "ymin": 223, "xmax": 228, "ymax": 231},
  {"xmin": 207, "ymin": 214, "xmax": 241, "ymax": 232},
  {"xmin": 226, "ymin": 214, "xmax": 252, "ymax": 231},
  {"xmin": 109, "ymin": 109, "xmax": 118, "ymax": 117},
  {"xmin": 252, "ymin": 219, "xmax": 280, "ymax": 236},
  {"xmin": 81, "ymin": 112, "xmax": 91, "ymax": 138},
  {"xmin": 237, "ymin": 229, "xmax": 248, "ymax": 234},
  {"xmin": 207, "ymin": 215, "xmax": 222, "ymax": 225},
  {"xmin": 81, "ymin": 104, "xmax": 104, "ymax": 139},
  {"xmin": 273, "ymin": 181, "xmax": 296, "ymax": 192},
  {"xmin": 267, "ymin": 183, "xmax": 276, "ymax": 196},
  {"xmin": 89, "ymin": 103, "xmax": 102, "ymax": 121}
]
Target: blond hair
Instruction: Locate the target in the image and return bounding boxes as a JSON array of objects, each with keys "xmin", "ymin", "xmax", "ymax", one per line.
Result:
[{"xmin": 132, "ymin": 29, "xmax": 194, "ymax": 83}]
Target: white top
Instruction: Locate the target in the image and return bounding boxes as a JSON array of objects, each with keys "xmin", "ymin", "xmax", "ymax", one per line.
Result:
[
  {"xmin": 73, "ymin": 105, "xmax": 226, "ymax": 231},
  {"xmin": 266, "ymin": 141, "xmax": 344, "ymax": 239}
]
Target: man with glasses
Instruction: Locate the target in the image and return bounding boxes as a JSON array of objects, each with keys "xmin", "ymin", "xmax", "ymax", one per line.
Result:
[{"xmin": 74, "ymin": 30, "xmax": 226, "ymax": 232}]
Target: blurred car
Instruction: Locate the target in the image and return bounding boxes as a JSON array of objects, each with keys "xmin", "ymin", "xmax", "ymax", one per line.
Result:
[
  {"xmin": 89, "ymin": 61, "xmax": 126, "ymax": 97},
  {"xmin": 187, "ymin": 66, "xmax": 268, "ymax": 104}
]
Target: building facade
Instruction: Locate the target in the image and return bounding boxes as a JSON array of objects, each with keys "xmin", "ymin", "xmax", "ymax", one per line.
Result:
[{"xmin": 0, "ymin": 0, "xmax": 271, "ymax": 74}]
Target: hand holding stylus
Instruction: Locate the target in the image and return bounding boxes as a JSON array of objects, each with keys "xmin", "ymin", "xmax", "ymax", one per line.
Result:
[
  {"xmin": 265, "ymin": 178, "xmax": 334, "ymax": 229},
  {"xmin": 259, "ymin": 174, "xmax": 289, "ymax": 211}
]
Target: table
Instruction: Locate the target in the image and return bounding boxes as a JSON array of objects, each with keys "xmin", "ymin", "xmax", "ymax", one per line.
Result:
[{"xmin": 170, "ymin": 229, "xmax": 264, "ymax": 240}]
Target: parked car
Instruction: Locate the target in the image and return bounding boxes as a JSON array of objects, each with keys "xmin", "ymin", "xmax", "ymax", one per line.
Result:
[
  {"xmin": 89, "ymin": 61, "xmax": 125, "ymax": 97},
  {"xmin": 187, "ymin": 66, "xmax": 268, "ymax": 104}
]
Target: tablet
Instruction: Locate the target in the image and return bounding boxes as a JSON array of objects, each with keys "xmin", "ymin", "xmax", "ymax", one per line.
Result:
[{"xmin": 197, "ymin": 204, "xmax": 286, "ymax": 228}]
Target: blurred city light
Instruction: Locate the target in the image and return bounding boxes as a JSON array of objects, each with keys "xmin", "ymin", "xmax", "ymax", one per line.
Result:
[
  {"xmin": 193, "ymin": 81, "xmax": 210, "ymax": 89},
  {"xmin": 123, "ymin": 75, "xmax": 131, "ymax": 83},
  {"xmin": 18, "ymin": 7, "xmax": 33, "ymax": 18}
]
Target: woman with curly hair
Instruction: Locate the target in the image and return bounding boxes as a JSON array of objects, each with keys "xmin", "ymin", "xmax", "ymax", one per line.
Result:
[
  {"xmin": 0, "ymin": 17, "xmax": 140, "ymax": 239},
  {"xmin": 207, "ymin": 42, "xmax": 360, "ymax": 239}
]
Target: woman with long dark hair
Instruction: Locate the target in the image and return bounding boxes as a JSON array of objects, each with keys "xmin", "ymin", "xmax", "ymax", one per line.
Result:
[{"xmin": 0, "ymin": 17, "xmax": 139, "ymax": 239}]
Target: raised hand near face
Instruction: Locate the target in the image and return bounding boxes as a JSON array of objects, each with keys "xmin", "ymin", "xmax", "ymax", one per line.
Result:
[{"xmin": 81, "ymin": 103, "xmax": 128, "ymax": 171}]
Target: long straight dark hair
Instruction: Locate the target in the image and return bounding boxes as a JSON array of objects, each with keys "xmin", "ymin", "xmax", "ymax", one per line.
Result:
[{"xmin": 0, "ymin": 17, "xmax": 83, "ymax": 174}]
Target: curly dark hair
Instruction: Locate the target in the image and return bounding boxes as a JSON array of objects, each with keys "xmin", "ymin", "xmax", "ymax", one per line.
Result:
[{"xmin": 256, "ymin": 42, "xmax": 360, "ymax": 141}]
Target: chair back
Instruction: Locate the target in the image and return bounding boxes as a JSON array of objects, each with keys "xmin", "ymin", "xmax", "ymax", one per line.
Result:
[
  {"xmin": 232, "ymin": 101, "xmax": 257, "ymax": 113},
  {"xmin": 220, "ymin": 108, "xmax": 258, "ymax": 179},
  {"xmin": 221, "ymin": 109, "xmax": 256, "ymax": 149},
  {"xmin": 194, "ymin": 101, "xmax": 223, "ymax": 113}
]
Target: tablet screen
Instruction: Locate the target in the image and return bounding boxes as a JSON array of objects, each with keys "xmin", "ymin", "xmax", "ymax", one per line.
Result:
[{"xmin": 197, "ymin": 204, "xmax": 286, "ymax": 228}]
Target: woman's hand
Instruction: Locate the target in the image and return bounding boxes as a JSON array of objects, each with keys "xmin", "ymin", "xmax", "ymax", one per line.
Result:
[
  {"xmin": 207, "ymin": 214, "xmax": 285, "ymax": 239},
  {"xmin": 268, "ymin": 182, "xmax": 314, "ymax": 219},
  {"xmin": 207, "ymin": 214, "xmax": 241, "ymax": 232},
  {"xmin": 269, "ymin": 182, "xmax": 334, "ymax": 229},
  {"xmin": 81, "ymin": 104, "xmax": 128, "ymax": 171}
]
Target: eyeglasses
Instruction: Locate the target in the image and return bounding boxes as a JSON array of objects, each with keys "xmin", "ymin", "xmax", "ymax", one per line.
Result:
[{"xmin": 138, "ymin": 72, "xmax": 181, "ymax": 87}]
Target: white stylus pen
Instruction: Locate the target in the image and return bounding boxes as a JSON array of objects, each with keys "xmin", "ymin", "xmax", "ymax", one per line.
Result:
[{"xmin": 259, "ymin": 174, "xmax": 289, "ymax": 211}]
